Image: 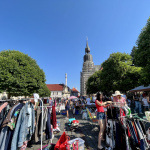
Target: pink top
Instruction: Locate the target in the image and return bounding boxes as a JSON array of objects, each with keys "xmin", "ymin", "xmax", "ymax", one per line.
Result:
[{"xmin": 113, "ymin": 97, "xmax": 126, "ymax": 106}]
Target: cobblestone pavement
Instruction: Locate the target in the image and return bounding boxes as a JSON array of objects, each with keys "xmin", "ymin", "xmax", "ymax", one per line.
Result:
[{"xmin": 26, "ymin": 109, "xmax": 100, "ymax": 150}]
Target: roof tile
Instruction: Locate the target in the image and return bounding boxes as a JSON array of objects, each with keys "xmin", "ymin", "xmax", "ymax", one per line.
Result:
[{"xmin": 47, "ymin": 84, "xmax": 64, "ymax": 91}]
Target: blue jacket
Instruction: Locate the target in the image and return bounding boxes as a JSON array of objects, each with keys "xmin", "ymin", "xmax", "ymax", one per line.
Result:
[
  {"xmin": 26, "ymin": 102, "xmax": 35, "ymax": 141},
  {"xmin": 11, "ymin": 102, "xmax": 35, "ymax": 150}
]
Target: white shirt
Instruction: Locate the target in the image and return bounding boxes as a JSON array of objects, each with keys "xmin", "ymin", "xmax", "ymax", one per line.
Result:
[
  {"xmin": 92, "ymin": 96, "xmax": 96, "ymax": 102},
  {"xmin": 142, "ymin": 98, "xmax": 149, "ymax": 106},
  {"xmin": 33, "ymin": 93, "xmax": 39, "ymax": 102},
  {"xmin": 86, "ymin": 98, "xmax": 91, "ymax": 105}
]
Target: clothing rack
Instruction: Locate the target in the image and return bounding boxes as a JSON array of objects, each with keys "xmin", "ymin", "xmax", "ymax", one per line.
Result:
[
  {"xmin": 133, "ymin": 115, "xmax": 150, "ymax": 124},
  {"xmin": 110, "ymin": 102, "xmax": 126, "ymax": 106},
  {"xmin": 118, "ymin": 113, "xmax": 138, "ymax": 118},
  {"xmin": 0, "ymin": 98, "xmax": 44, "ymax": 150}
]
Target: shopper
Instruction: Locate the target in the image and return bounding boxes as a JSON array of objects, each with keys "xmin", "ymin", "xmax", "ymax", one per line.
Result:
[
  {"xmin": 112, "ymin": 91, "xmax": 127, "ymax": 106},
  {"xmin": 95, "ymin": 92, "xmax": 111, "ymax": 150},
  {"xmin": 65, "ymin": 98, "xmax": 70, "ymax": 118},
  {"xmin": 142, "ymin": 93, "xmax": 149, "ymax": 111},
  {"xmin": 86, "ymin": 95, "xmax": 91, "ymax": 105},
  {"xmin": 133, "ymin": 92, "xmax": 142, "ymax": 114}
]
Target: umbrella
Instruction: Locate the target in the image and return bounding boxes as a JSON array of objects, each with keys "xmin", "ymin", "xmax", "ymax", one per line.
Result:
[{"xmin": 69, "ymin": 96, "xmax": 78, "ymax": 100}]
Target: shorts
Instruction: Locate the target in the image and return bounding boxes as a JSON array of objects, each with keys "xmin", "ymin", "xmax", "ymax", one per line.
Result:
[
  {"xmin": 97, "ymin": 112, "xmax": 105, "ymax": 120},
  {"xmin": 65, "ymin": 105, "xmax": 70, "ymax": 111}
]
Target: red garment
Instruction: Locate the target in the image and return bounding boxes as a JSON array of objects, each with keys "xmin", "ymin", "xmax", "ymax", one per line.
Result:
[
  {"xmin": 51, "ymin": 106, "xmax": 57, "ymax": 129},
  {"xmin": 119, "ymin": 108, "xmax": 126, "ymax": 125},
  {"xmin": 95, "ymin": 100, "xmax": 104, "ymax": 112},
  {"xmin": 44, "ymin": 99, "xmax": 47, "ymax": 104},
  {"xmin": 127, "ymin": 126, "xmax": 131, "ymax": 137}
]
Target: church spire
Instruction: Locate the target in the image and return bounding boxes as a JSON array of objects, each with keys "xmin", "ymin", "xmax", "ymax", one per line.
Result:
[{"xmin": 85, "ymin": 37, "xmax": 90, "ymax": 54}]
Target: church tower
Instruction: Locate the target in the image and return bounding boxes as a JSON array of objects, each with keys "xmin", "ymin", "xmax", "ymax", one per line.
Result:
[{"xmin": 80, "ymin": 39, "xmax": 95, "ymax": 96}]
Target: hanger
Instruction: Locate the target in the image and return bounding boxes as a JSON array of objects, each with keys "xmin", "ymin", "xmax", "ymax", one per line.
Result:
[{"xmin": 132, "ymin": 115, "xmax": 150, "ymax": 123}]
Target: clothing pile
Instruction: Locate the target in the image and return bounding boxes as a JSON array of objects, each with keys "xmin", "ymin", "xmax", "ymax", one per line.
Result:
[{"xmin": 106, "ymin": 106, "xmax": 149, "ymax": 150}]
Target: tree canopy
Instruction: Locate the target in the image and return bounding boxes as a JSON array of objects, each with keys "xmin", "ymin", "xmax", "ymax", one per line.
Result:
[
  {"xmin": 134, "ymin": 17, "xmax": 150, "ymax": 85},
  {"xmin": 0, "ymin": 50, "xmax": 50, "ymax": 97},
  {"xmin": 86, "ymin": 71, "xmax": 101, "ymax": 94},
  {"xmin": 86, "ymin": 52, "xmax": 142, "ymax": 94}
]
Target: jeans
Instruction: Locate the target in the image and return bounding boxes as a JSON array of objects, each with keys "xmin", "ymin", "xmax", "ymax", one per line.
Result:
[
  {"xmin": 134, "ymin": 101, "xmax": 142, "ymax": 113},
  {"xmin": 97, "ymin": 112, "xmax": 105, "ymax": 119}
]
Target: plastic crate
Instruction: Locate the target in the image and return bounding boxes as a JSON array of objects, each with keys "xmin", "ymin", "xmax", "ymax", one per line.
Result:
[{"xmin": 67, "ymin": 138, "xmax": 85, "ymax": 150}]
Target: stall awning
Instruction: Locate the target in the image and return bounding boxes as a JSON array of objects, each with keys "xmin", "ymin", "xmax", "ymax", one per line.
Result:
[{"xmin": 129, "ymin": 84, "xmax": 150, "ymax": 92}]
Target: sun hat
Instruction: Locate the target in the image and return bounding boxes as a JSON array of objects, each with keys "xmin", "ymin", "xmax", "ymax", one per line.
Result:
[{"xmin": 112, "ymin": 91, "xmax": 123, "ymax": 96}]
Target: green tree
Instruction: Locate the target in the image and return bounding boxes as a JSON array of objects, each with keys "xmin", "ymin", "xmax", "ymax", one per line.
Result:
[
  {"xmin": 0, "ymin": 50, "xmax": 50, "ymax": 98},
  {"xmin": 38, "ymin": 83, "xmax": 51, "ymax": 97},
  {"xmin": 134, "ymin": 17, "xmax": 150, "ymax": 85},
  {"xmin": 130, "ymin": 46, "xmax": 137, "ymax": 66},
  {"xmin": 101, "ymin": 52, "xmax": 142, "ymax": 92},
  {"xmin": 86, "ymin": 71, "xmax": 101, "ymax": 94},
  {"xmin": 86, "ymin": 52, "xmax": 142, "ymax": 94}
]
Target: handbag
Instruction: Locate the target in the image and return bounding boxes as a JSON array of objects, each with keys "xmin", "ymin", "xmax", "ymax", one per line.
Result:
[{"xmin": 54, "ymin": 132, "xmax": 70, "ymax": 150}]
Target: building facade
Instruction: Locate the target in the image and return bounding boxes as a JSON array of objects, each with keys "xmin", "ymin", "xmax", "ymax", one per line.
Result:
[
  {"xmin": 71, "ymin": 87, "xmax": 80, "ymax": 97},
  {"xmin": 47, "ymin": 84, "xmax": 71, "ymax": 100},
  {"xmin": 80, "ymin": 40, "xmax": 101, "ymax": 96},
  {"xmin": 47, "ymin": 73, "xmax": 71, "ymax": 99}
]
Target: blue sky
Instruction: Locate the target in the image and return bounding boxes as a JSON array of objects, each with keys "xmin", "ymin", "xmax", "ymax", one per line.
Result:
[{"xmin": 0, "ymin": 0, "xmax": 150, "ymax": 92}]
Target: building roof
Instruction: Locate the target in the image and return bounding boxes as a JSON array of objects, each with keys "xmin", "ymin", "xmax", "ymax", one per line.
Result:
[
  {"xmin": 129, "ymin": 84, "xmax": 150, "ymax": 92},
  {"xmin": 72, "ymin": 87, "xmax": 79, "ymax": 93},
  {"xmin": 47, "ymin": 84, "xmax": 64, "ymax": 91}
]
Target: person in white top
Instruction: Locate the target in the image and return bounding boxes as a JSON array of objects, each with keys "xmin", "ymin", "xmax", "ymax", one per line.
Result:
[
  {"xmin": 86, "ymin": 96, "xmax": 91, "ymax": 105},
  {"xmin": 142, "ymin": 93, "xmax": 149, "ymax": 111},
  {"xmin": 92, "ymin": 94, "xmax": 96, "ymax": 103}
]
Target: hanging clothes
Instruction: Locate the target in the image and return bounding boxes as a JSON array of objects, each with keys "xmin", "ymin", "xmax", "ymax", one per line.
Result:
[
  {"xmin": 0, "ymin": 102, "xmax": 8, "ymax": 113},
  {"xmin": 46, "ymin": 108, "xmax": 52, "ymax": 140},
  {"xmin": 106, "ymin": 105, "xmax": 149, "ymax": 150},
  {"xmin": 33, "ymin": 106, "xmax": 41, "ymax": 142},
  {"xmin": 4, "ymin": 103, "xmax": 24, "ymax": 150},
  {"xmin": 11, "ymin": 102, "xmax": 35, "ymax": 150},
  {"xmin": 51, "ymin": 106, "xmax": 57, "ymax": 129}
]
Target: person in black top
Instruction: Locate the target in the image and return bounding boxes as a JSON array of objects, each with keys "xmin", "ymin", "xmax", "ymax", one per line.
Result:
[
  {"xmin": 65, "ymin": 98, "xmax": 70, "ymax": 118},
  {"xmin": 133, "ymin": 92, "xmax": 142, "ymax": 114}
]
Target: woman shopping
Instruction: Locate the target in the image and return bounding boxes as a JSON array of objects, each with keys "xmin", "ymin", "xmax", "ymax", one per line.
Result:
[
  {"xmin": 95, "ymin": 92, "xmax": 112, "ymax": 150},
  {"xmin": 112, "ymin": 91, "xmax": 127, "ymax": 106}
]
